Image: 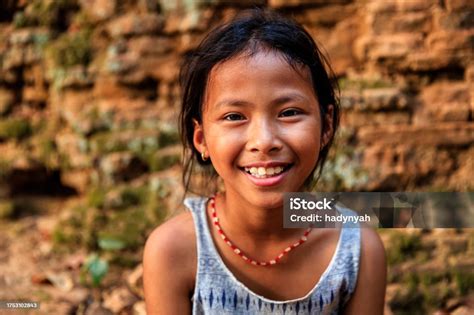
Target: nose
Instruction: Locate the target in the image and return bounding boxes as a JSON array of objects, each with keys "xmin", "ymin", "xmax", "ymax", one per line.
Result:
[{"xmin": 245, "ymin": 116, "xmax": 283, "ymax": 154}]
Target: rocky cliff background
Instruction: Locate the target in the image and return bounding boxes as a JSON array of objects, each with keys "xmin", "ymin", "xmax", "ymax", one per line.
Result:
[{"xmin": 0, "ymin": 0, "xmax": 473, "ymax": 314}]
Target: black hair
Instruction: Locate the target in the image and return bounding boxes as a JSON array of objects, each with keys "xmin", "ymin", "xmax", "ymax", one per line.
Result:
[{"xmin": 179, "ymin": 8, "xmax": 340, "ymax": 196}]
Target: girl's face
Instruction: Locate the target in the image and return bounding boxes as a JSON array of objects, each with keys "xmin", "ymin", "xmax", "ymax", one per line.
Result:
[{"xmin": 193, "ymin": 50, "xmax": 332, "ymax": 209}]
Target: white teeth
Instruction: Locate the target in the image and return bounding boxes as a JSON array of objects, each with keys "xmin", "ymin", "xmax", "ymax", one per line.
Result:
[{"xmin": 243, "ymin": 165, "xmax": 288, "ymax": 177}]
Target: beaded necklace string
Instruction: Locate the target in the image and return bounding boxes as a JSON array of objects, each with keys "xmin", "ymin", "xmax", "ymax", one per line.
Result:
[{"xmin": 209, "ymin": 196, "xmax": 312, "ymax": 266}]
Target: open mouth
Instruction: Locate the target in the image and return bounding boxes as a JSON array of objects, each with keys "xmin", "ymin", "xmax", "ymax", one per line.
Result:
[{"xmin": 240, "ymin": 164, "xmax": 293, "ymax": 179}]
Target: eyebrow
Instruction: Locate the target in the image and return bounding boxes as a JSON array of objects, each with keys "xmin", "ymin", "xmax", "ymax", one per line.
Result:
[{"xmin": 214, "ymin": 93, "xmax": 309, "ymax": 109}]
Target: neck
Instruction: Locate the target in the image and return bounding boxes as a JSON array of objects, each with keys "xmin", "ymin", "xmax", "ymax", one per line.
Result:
[{"xmin": 213, "ymin": 191, "xmax": 298, "ymax": 241}]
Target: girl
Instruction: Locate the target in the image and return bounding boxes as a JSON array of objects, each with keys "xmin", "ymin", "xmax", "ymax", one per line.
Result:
[{"xmin": 144, "ymin": 8, "xmax": 386, "ymax": 315}]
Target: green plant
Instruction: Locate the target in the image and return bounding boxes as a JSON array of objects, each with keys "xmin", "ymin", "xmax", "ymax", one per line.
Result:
[
  {"xmin": 158, "ymin": 126, "xmax": 179, "ymax": 148},
  {"xmin": 87, "ymin": 187, "xmax": 107, "ymax": 209},
  {"xmin": 14, "ymin": 0, "xmax": 78, "ymax": 28},
  {"xmin": 149, "ymin": 152, "xmax": 180, "ymax": 172},
  {"xmin": 48, "ymin": 29, "xmax": 92, "ymax": 70},
  {"xmin": 0, "ymin": 159, "xmax": 12, "ymax": 180},
  {"xmin": 90, "ymin": 132, "xmax": 127, "ymax": 155},
  {"xmin": 1, "ymin": 199, "xmax": 40, "ymax": 219},
  {"xmin": 52, "ymin": 205, "xmax": 98, "ymax": 250},
  {"xmin": 314, "ymin": 126, "xmax": 369, "ymax": 191},
  {"xmin": 453, "ymin": 270, "xmax": 474, "ymax": 295},
  {"xmin": 13, "ymin": 12, "xmax": 28, "ymax": 28},
  {"xmin": 0, "ymin": 118, "xmax": 32, "ymax": 140},
  {"xmin": 98, "ymin": 237, "xmax": 126, "ymax": 251},
  {"xmin": 37, "ymin": 137, "xmax": 58, "ymax": 169},
  {"xmin": 387, "ymin": 232, "xmax": 422, "ymax": 265},
  {"xmin": 0, "ymin": 200, "xmax": 15, "ymax": 219},
  {"xmin": 388, "ymin": 284, "xmax": 424, "ymax": 315},
  {"xmin": 80, "ymin": 253, "xmax": 108, "ymax": 287},
  {"xmin": 420, "ymin": 284, "xmax": 450, "ymax": 310},
  {"xmin": 53, "ymin": 182, "xmax": 168, "ymax": 264}
]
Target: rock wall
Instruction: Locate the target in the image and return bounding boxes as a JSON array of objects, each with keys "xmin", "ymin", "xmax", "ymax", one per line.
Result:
[{"xmin": 0, "ymin": 0, "xmax": 472, "ymax": 201}]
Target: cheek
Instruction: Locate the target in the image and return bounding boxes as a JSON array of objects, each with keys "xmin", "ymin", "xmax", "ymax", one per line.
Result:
[
  {"xmin": 205, "ymin": 127, "xmax": 243, "ymax": 163},
  {"xmin": 280, "ymin": 123, "xmax": 322, "ymax": 163}
]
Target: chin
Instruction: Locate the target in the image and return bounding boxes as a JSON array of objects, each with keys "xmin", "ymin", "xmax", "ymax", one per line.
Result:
[{"xmin": 246, "ymin": 191, "xmax": 286, "ymax": 209}]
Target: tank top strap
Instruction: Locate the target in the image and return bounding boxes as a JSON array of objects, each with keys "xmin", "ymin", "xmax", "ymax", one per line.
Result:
[
  {"xmin": 333, "ymin": 205, "xmax": 361, "ymax": 304},
  {"xmin": 184, "ymin": 196, "xmax": 222, "ymax": 263}
]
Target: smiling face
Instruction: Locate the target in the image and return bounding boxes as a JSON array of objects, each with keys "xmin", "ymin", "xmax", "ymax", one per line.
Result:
[{"xmin": 193, "ymin": 50, "xmax": 331, "ymax": 209}]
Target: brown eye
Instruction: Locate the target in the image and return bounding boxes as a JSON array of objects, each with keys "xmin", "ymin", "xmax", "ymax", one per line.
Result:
[
  {"xmin": 280, "ymin": 109, "xmax": 301, "ymax": 117},
  {"xmin": 224, "ymin": 113, "xmax": 244, "ymax": 121}
]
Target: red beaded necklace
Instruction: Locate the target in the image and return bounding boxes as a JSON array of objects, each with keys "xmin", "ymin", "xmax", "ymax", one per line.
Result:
[{"xmin": 209, "ymin": 196, "xmax": 312, "ymax": 266}]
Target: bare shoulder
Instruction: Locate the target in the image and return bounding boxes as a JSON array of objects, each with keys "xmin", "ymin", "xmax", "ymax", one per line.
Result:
[
  {"xmin": 143, "ymin": 211, "xmax": 196, "ymax": 314},
  {"xmin": 143, "ymin": 211, "xmax": 196, "ymax": 279},
  {"xmin": 343, "ymin": 225, "xmax": 387, "ymax": 315},
  {"xmin": 146, "ymin": 211, "xmax": 195, "ymax": 250},
  {"xmin": 359, "ymin": 224, "xmax": 386, "ymax": 262}
]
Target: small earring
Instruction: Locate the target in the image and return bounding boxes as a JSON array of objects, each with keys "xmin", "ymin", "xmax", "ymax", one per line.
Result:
[{"xmin": 201, "ymin": 151, "xmax": 208, "ymax": 161}]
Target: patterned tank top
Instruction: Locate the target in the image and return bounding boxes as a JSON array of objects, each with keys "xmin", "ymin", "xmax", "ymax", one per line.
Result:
[{"xmin": 185, "ymin": 197, "xmax": 361, "ymax": 315}]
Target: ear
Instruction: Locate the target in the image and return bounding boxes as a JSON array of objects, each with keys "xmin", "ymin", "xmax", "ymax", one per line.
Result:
[
  {"xmin": 192, "ymin": 118, "xmax": 207, "ymax": 155},
  {"xmin": 321, "ymin": 104, "xmax": 334, "ymax": 148}
]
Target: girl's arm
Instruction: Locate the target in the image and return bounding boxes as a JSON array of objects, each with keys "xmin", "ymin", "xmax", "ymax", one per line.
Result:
[
  {"xmin": 143, "ymin": 213, "xmax": 196, "ymax": 314},
  {"xmin": 343, "ymin": 227, "xmax": 387, "ymax": 315}
]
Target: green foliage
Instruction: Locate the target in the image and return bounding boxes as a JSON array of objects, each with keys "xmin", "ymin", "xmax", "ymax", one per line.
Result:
[
  {"xmin": 0, "ymin": 199, "xmax": 40, "ymax": 220},
  {"xmin": 104, "ymin": 186, "xmax": 149, "ymax": 210},
  {"xmin": 0, "ymin": 159, "xmax": 12, "ymax": 180},
  {"xmin": 468, "ymin": 233, "xmax": 474, "ymax": 254},
  {"xmin": 98, "ymin": 206, "xmax": 153, "ymax": 250},
  {"xmin": 0, "ymin": 200, "xmax": 15, "ymax": 219},
  {"xmin": 90, "ymin": 133, "xmax": 128, "ymax": 155},
  {"xmin": 13, "ymin": 12, "xmax": 28, "ymax": 28},
  {"xmin": 119, "ymin": 187, "xmax": 148, "ymax": 208},
  {"xmin": 73, "ymin": 107, "xmax": 113, "ymax": 136},
  {"xmin": 0, "ymin": 118, "xmax": 32, "ymax": 141},
  {"xmin": 53, "ymin": 205, "xmax": 88, "ymax": 248},
  {"xmin": 420, "ymin": 283, "xmax": 452, "ymax": 310},
  {"xmin": 316, "ymin": 128, "xmax": 368, "ymax": 191},
  {"xmin": 80, "ymin": 253, "xmax": 108, "ymax": 287},
  {"xmin": 36, "ymin": 136, "xmax": 58, "ymax": 169},
  {"xmin": 53, "ymin": 182, "xmax": 167, "ymax": 258},
  {"xmin": 87, "ymin": 187, "xmax": 107, "ymax": 209},
  {"xmin": 453, "ymin": 270, "xmax": 474, "ymax": 295},
  {"xmin": 13, "ymin": 0, "xmax": 78, "ymax": 28},
  {"xmin": 387, "ymin": 232, "xmax": 422, "ymax": 265},
  {"xmin": 48, "ymin": 29, "xmax": 92, "ymax": 69},
  {"xmin": 107, "ymin": 252, "xmax": 140, "ymax": 268},
  {"xmin": 148, "ymin": 152, "xmax": 180, "ymax": 172},
  {"xmin": 90, "ymin": 131, "xmax": 160, "ymax": 156},
  {"xmin": 158, "ymin": 126, "xmax": 180, "ymax": 148},
  {"xmin": 387, "ymin": 231, "xmax": 474, "ymax": 313},
  {"xmin": 388, "ymin": 284, "xmax": 424, "ymax": 315},
  {"xmin": 98, "ymin": 237, "xmax": 126, "ymax": 251},
  {"xmin": 393, "ymin": 271, "xmax": 455, "ymax": 312},
  {"xmin": 129, "ymin": 135, "xmax": 160, "ymax": 153}
]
